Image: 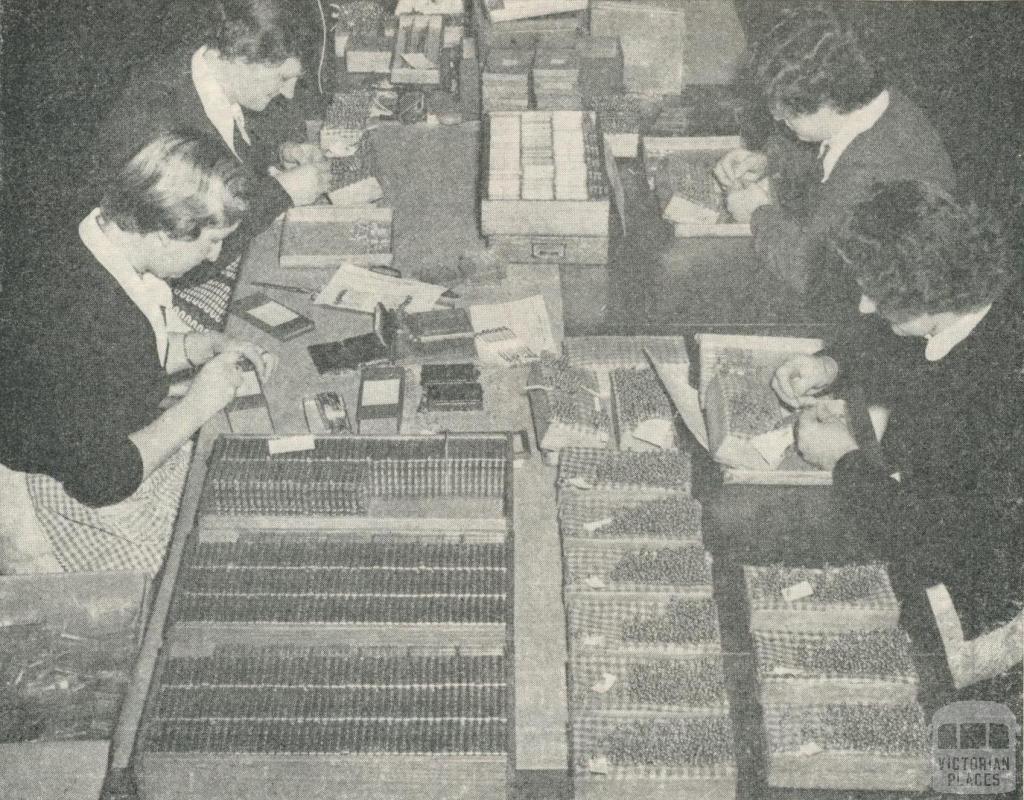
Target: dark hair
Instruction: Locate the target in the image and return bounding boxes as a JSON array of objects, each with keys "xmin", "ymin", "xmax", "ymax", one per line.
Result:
[
  {"xmin": 101, "ymin": 131, "xmax": 251, "ymax": 241},
  {"xmin": 208, "ymin": 0, "xmax": 312, "ymax": 64},
  {"xmin": 750, "ymin": 6, "xmax": 886, "ymax": 116},
  {"xmin": 831, "ymin": 181, "xmax": 1012, "ymax": 316}
]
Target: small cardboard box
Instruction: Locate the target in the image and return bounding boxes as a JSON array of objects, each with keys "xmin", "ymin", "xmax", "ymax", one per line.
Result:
[
  {"xmin": 589, "ymin": 0, "xmax": 687, "ymax": 96},
  {"xmin": 357, "ymin": 365, "xmax": 406, "ymax": 434},
  {"xmin": 391, "ymin": 15, "xmax": 445, "ymax": 85},
  {"xmin": 642, "ymin": 136, "xmax": 752, "ymax": 238},
  {"xmin": 279, "ymin": 206, "xmax": 394, "ymax": 268},
  {"xmin": 695, "ymin": 333, "xmax": 831, "ymax": 485}
]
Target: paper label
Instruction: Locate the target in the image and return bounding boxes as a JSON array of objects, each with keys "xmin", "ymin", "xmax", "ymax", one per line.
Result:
[
  {"xmin": 782, "ymin": 581, "xmax": 815, "ymax": 603},
  {"xmin": 797, "ymin": 742, "xmax": 823, "ymax": 757},
  {"xmin": 401, "ymin": 52, "xmax": 435, "ymax": 70},
  {"xmin": 588, "ymin": 756, "xmax": 610, "ymax": 774},
  {"xmin": 248, "ymin": 300, "xmax": 298, "ymax": 327},
  {"xmin": 582, "ymin": 517, "xmax": 613, "ymax": 533},
  {"xmin": 268, "ymin": 435, "xmax": 317, "ymax": 455},
  {"xmin": 590, "ymin": 672, "xmax": 617, "ymax": 694},
  {"xmin": 567, "ymin": 477, "xmax": 593, "ymax": 490},
  {"xmin": 585, "ymin": 575, "xmax": 606, "ymax": 589},
  {"xmin": 582, "ymin": 634, "xmax": 606, "ymax": 647},
  {"xmin": 362, "ymin": 378, "xmax": 402, "ymax": 406}
]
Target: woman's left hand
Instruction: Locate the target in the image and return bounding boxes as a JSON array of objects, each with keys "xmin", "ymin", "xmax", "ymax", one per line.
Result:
[
  {"xmin": 186, "ymin": 333, "xmax": 277, "ymax": 381},
  {"xmin": 795, "ymin": 407, "xmax": 859, "ymax": 469}
]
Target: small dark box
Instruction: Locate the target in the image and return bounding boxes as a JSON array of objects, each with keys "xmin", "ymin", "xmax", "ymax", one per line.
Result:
[{"xmin": 421, "ymin": 382, "xmax": 484, "ymax": 412}]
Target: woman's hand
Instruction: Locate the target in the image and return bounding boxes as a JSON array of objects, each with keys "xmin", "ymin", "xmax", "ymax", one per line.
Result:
[
  {"xmin": 714, "ymin": 149, "xmax": 768, "ymax": 191},
  {"xmin": 795, "ymin": 407, "xmax": 859, "ymax": 469},
  {"xmin": 186, "ymin": 352, "xmax": 249, "ymax": 417},
  {"xmin": 279, "ymin": 141, "xmax": 328, "ymax": 168},
  {"xmin": 185, "ymin": 333, "xmax": 276, "ymax": 381},
  {"xmin": 270, "ymin": 161, "xmax": 333, "ymax": 206},
  {"xmin": 725, "ymin": 180, "xmax": 773, "ymax": 223},
  {"xmin": 771, "ymin": 354, "xmax": 839, "ymax": 408}
]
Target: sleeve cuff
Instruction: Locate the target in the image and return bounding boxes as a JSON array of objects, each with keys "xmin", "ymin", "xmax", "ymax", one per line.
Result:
[{"xmin": 63, "ymin": 439, "xmax": 145, "ymax": 507}]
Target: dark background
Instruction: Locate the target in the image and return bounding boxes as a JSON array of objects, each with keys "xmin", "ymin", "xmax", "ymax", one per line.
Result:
[{"xmin": 2, "ymin": 0, "xmax": 1023, "ymax": 286}]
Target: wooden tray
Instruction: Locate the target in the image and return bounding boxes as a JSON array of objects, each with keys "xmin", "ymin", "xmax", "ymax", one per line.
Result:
[
  {"xmin": 743, "ymin": 564, "xmax": 900, "ymax": 633},
  {"xmin": 567, "ymin": 593, "xmax": 721, "ymax": 656},
  {"xmin": 762, "ymin": 703, "xmax": 930, "ymax": 792},
  {"xmin": 568, "ymin": 651, "xmax": 728, "ymax": 714},
  {"xmin": 278, "ymin": 206, "xmax": 393, "ymax": 267},
  {"xmin": 752, "ymin": 629, "xmax": 919, "ymax": 706},
  {"xmin": 557, "ymin": 491, "xmax": 703, "ymax": 545},
  {"xmin": 571, "ymin": 712, "xmax": 736, "ymax": 800},
  {"xmin": 563, "ymin": 540, "xmax": 712, "ymax": 596}
]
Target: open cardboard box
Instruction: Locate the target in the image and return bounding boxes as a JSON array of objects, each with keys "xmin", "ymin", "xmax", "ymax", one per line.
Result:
[{"xmin": 646, "ymin": 334, "xmax": 833, "ymax": 485}]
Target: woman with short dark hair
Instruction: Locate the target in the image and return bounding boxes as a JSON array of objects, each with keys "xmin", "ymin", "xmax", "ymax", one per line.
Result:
[
  {"xmin": 773, "ymin": 181, "xmax": 1023, "ymax": 688},
  {"xmin": 715, "ymin": 6, "xmax": 955, "ymax": 315},
  {"xmin": 0, "ymin": 132, "xmax": 276, "ymax": 574},
  {"xmin": 87, "ymin": 0, "xmax": 330, "ymax": 330}
]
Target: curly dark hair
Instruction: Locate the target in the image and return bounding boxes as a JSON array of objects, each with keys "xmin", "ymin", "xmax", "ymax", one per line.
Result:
[
  {"xmin": 830, "ymin": 181, "xmax": 1012, "ymax": 316},
  {"xmin": 750, "ymin": 5, "xmax": 886, "ymax": 115},
  {"xmin": 207, "ymin": 0, "xmax": 313, "ymax": 64}
]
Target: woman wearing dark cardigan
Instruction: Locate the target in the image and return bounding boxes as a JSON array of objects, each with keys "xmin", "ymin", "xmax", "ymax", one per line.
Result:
[
  {"xmin": 773, "ymin": 181, "xmax": 1023, "ymax": 688},
  {"xmin": 87, "ymin": 0, "xmax": 331, "ymax": 330},
  {"xmin": 716, "ymin": 7, "xmax": 954, "ymax": 317},
  {"xmin": 0, "ymin": 132, "xmax": 275, "ymax": 574}
]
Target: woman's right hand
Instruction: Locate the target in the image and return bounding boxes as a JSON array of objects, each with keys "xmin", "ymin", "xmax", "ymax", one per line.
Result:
[
  {"xmin": 714, "ymin": 149, "xmax": 768, "ymax": 191},
  {"xmin": 187, "ymin": 352, "xmax": 248, "ymax": 417},
  {"xmin": 771, "ymin": 354, "xmax": 839, "ymax": 408}
]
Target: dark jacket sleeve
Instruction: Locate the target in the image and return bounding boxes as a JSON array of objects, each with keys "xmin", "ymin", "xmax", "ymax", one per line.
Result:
[{"xmin": 831, "ymin": 382, "xmax": 1024, "ymax": 640}]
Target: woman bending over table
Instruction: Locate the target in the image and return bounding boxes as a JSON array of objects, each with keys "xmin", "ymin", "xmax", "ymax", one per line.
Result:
[
  {"xmin": 715, "ymin": 6, "xmax": 954, "ymax": 317},
  {"xmin": 773, "ymin": 180, "xmax": 1023, "ymax": 688},
  {"xmin": 0, "ymin": 132, "xmax": 276, "ymax": 575}
]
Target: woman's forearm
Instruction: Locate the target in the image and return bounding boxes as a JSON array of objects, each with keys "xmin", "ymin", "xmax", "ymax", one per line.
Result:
[{"xmin": 128, "ymin": 392, "xmax": 216, "ymax": 480}]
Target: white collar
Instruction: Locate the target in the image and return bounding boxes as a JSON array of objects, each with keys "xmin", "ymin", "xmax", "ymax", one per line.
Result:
[
  {"xmin": 79, "ymin": 209, "xmax": 174, "ymax": 367},
  {"xmin": 819, "ymin": 90, "xmax": 890, "ymax": 182},
  {"xmin": 925, "ymin": 304, "xmax": 992, "ymax": 361},
  {"xmin": 191, "ymin": 46, "xmax": 250, "ymax": 157}
]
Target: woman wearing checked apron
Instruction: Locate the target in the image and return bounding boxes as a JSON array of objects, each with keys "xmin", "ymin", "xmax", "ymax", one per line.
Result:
[{"xmin": 0, "ymin": 132, "xmax": 276, "ymax": 574}]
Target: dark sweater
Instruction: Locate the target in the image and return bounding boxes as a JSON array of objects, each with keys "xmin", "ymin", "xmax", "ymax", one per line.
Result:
[
  {"xmin": 0, "ymin": 232, "xmax": 170, "ymax": 507},
  {"xmin": 84, "ymin": 48, "xmax": 295, "ymax": 284},
  {"xmin": 827, "ymin": 294, "xmax": 1024, "ymax": 639},
  {"xmin": 751, "ymin": 91, "xmax": 955, "ymax": 315}
]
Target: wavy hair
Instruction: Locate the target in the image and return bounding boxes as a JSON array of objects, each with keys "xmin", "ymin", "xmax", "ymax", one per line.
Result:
[
  {"xmin": 207, "ymin": 0, "xmax": 312, "ymax": 65},
  {"xmin": 830, "ymin": 181, "xmax": 1012, "ymax": 316},
  {"xmin": 750, "ymin": 5, "xmax": 886, "ymax": 116},
  {"xmin": 100, "ymin": 131, "xmax": 251, "ymax": 241}
]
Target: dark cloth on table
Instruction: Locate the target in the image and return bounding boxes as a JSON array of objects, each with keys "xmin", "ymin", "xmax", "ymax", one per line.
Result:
[
  {"xmin": 825, "ymin": 292, "xmax": 1024, "ymax": 640},
  {"xmin": 0, "ymin": 232, "xmax": 169, "ymax": 507},
  {"xmin": 83, "ymin": 48, "xmax": 298, "ymax": 328},
  {"xmin": 750, "ymin": 90, "xmax": 955, "ymax": 317}
]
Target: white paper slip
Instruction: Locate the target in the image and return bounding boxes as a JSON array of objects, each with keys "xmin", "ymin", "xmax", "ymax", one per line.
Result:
[
  {"xmin": 797, "ymin": 742, "xmax": 823, "ymax": 757},
  {"xmin": 645, "ymin": 353, "xmax": 707, "ymax": 451},
  {"xmin": 315, "ymin": 262, "xmax": 446, "ymax": 314},
  {"xmin": 469, "ymin": 294, "xmax": 557, "ymax": 367},
  {"xmin": 588, "ymin": 756, "xmax": 610, "ymax": 774},
  {"xmin": 566, "ymin": 477, "xmax": 593, "ymax": 490},
  {"xmin": 585, "ymin": 575, "xmax": 606, "ymax": 589},
  {"xmin": 268, "ymin": 435, "xmax": 317, "ymax": 455},
  {"xmin": 662, "ymin": 194, "xmax": 720, "ymax": 226},
  {"xmin": 362, "ymin": 378, "xmax": 402, "ymax": 406},
  {"xmin": 248, "ymin": 301, "xmax": 298, "ymax": 327},
  {"xmin": 582, "ymin": 517, "xmax": 613, "ymax": 533},
  {"xmin": 328, "ymin": 177, "xmax": 383, "ymax": 206},
  {"xmin": 582, "ymin": 634, "xmax": 606, "ymax": 647},
  {"xmin": 591, "ymin": 672, "xmax": 617, "ymax": 694},
  {"xmin": 749, "ymin": 424, "xmax": 795, "ymax": 469},
  {"xmin": 770, "ymin": 665, "xmax": 806, "ymax": 676},
  {"xmin": 401, "ymin": 52, "xmax": 435, "ymax": 70},
  {"xmin": 782, "ymin": 581, "xmax": 815, "ymax": 603}
]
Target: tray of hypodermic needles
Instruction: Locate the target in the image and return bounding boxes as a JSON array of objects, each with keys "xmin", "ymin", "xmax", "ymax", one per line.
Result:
[{"xmin": 135, "ymin": 643, "xmax": 511, "ymax": 800}]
